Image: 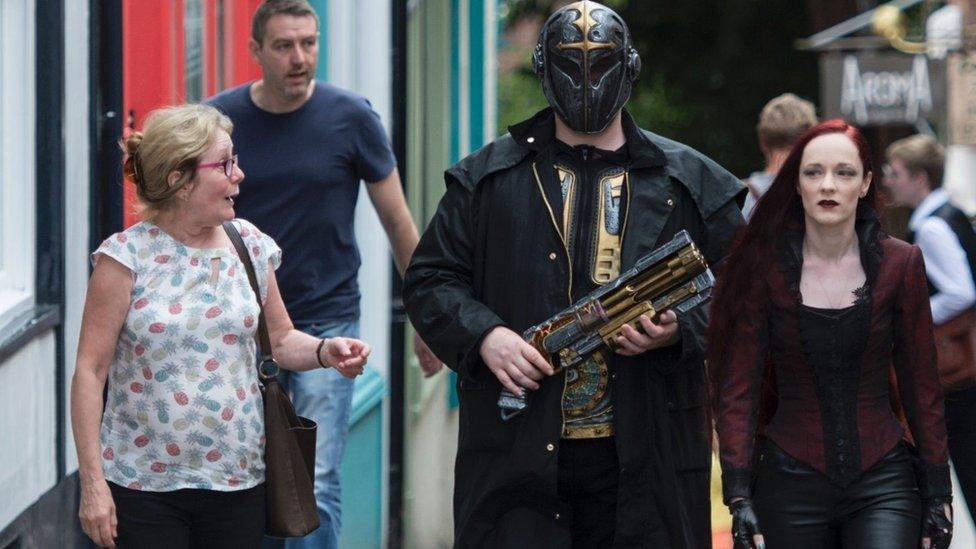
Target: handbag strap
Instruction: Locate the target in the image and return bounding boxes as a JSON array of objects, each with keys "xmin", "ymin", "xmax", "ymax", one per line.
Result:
[{"xmin": 222, "ymin": 221, "xmax": 278, "ymax": 381}]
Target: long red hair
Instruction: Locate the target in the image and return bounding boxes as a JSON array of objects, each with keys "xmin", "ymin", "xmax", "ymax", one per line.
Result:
[{"xmin": 706, "ymin": 119, "xmax": 879, "ymax": 411}]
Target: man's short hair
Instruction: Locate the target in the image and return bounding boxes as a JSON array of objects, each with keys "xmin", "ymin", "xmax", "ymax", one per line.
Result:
[
  {"xmin": 886, "ymin": 134, "xmax": 946, "ymax": 189},
  {"xmin": 757, "ymin": 93, "xmax": 818, "ymax": 151},
  {"xmin": 252, "ymin": 0, "xmax": 319, "ymax": 44}
]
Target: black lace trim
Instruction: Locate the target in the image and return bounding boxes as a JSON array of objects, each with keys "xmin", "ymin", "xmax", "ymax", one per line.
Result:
[
  {"xmin": 852, "ymin": 282, "xmax": 871, "ymax": 306},
  {"xmin": 798, "ymin": 301, "xmax": 871, "ymax": 486},
  {"xmin": 779, "ymin": 208, "xmax": 884, "ymax": 486},
  {"xmin": 778, "ymin": 209, "xmax": 887, "ymax": 306}
]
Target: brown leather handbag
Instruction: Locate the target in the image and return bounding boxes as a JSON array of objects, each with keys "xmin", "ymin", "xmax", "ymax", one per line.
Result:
[
  {"xmin": 933, "ymin": 308, "xmax": 976, "ymax": 393},
  {"xmin": 223, "ymin": 222, "xmax": 321, "ymax": 538}
]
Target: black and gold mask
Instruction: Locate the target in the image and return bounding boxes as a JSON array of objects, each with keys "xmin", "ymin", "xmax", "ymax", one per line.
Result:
[{"xmin": 533, "ymin": 1, "xmax": 641, "ymax": 134}]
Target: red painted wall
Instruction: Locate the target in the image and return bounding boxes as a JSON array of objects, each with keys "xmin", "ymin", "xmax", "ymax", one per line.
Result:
[
  {"xmin": 121, "ymin": 0, "xmax": 263, "ymax": 227},
  {"xmin": 226, "ymin": 0, "xmax": 265, "ymax": 87}
]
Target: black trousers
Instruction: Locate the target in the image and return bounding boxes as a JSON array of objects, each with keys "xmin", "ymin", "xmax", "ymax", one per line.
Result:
[
  {"xmin": 557, "ymin": 436, "xmax": 619, "ymax": 548},
  {"xmin": 109, "ymin": 482, "xmax": 265, "ymax": 548},
  {"xmin": 752, "ymin": 442, "xmax": 920, "ymax": 549},
  {"xmin": 945, "ymin": 386, "xmax": 976, "ymax": 523}
]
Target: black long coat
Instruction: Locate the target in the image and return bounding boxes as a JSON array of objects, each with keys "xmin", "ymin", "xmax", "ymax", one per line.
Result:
[{"xmin": 403, "ymin": 109, "xmax": 744, "ymax": 548}]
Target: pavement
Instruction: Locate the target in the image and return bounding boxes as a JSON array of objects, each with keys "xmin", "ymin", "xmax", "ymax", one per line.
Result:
[{"xmin": 951, "ymin": 465, "xmax": 975, "ymax": 548}]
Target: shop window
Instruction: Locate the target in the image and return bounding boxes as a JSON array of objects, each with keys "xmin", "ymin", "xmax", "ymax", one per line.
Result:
[
  {"xmin": 216, "ymin": 0, "xmax": 225, "ymax": 91},
  {"xmin": 185, "ymin": 0, "xmax": 204, "ymax": 102},
  {"xmin": 0, "ymin": 0, "xmax": 36, "ymax": 325}
]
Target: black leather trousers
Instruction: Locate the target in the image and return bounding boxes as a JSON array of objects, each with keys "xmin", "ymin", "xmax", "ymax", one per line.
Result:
[{"xmin": 752, "ymin": 441, "xmax": 921, "ymax": 549}]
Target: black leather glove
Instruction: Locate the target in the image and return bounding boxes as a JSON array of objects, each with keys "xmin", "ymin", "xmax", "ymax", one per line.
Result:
[
  {"xmin": 921, "ymin": 496, "xmax": 952, "ymax": 549},
  {"xmin": 730, "ymin": 498, "xmax": 765, "ymax": 549}
]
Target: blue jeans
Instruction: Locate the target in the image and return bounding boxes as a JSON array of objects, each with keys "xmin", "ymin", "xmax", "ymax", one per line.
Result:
[{"xmin": 265, "ymin": 320, "xmax": 357, "ymax": 549}]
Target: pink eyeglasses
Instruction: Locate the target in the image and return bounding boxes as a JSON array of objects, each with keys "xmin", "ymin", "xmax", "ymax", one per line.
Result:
[{"xmin": 196, "ymin": 154, "xmax": 238, "ymax": 178}]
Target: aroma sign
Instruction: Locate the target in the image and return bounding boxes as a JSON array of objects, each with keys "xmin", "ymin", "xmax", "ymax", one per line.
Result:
[{"xmin": 821, "ymin": 52, "xmax": 946, "ymax": 127}]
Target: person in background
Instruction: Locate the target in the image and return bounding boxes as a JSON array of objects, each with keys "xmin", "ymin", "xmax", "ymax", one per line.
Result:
[
  {"xmin": 712, "ymin": 120, "xmax": 952, "ymax": 549},
  {"xmin": 742, "ymin": 93, "xmax": 818, "ymax": 220},
  {"xmin": 884, "ymin": 134, "xmax": 976, "ymax": 526},
  {"xmin": 71, "ymin": 104, "xmax": 369, "ymax": 549},
  {"xmin": 206, "ymin": 2, "xmax": 440, "ymax": 547}
]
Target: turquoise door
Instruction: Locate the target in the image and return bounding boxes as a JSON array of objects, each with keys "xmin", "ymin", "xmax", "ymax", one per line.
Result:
[{"xmin": 339, "ymin": 368, "xmax": 388, "ymax": 548}]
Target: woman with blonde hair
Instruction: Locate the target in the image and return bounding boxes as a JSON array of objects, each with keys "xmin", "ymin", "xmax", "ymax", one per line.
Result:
[{"xmin": 70, "ymin": 103, "xmax": 369, "ymax": 548}]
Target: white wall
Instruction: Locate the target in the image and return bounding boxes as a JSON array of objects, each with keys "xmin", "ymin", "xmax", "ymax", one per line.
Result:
[
  {"xmin": 329, "ymin": 0, "xmax": 394, "ymax": 384},
  {"xmin": 0, "ymin": 334, "xmax": 57, "ymax": 528},
  {"xmin": 0, "ymin": 0, "xmax": 90, "ymax": 531},
  {"xmin": 327, "ymin": 2, "xmax": 394, "ymax": 547},
  {"xmin": 0, "ymin": 0, "xmax": 56, "ymax": 531},
  {"xmin": 63, "ymin": 0, "xmax": 90, "ymax": 476}
]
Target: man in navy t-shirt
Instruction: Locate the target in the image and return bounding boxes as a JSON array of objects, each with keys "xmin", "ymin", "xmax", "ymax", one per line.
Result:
[{"xmin": 207, "ymin": 1, "xmax": 441, "ymax": 547}]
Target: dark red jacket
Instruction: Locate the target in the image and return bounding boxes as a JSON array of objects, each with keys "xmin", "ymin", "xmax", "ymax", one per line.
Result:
[{"xmin": 716, "ymin": 220, "xmax": 950, "ymax": 503}]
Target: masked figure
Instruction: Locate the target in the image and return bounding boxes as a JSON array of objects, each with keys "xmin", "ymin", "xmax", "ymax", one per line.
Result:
[
  {"xmin": 534, "ymin": 0, "xmax": 641, "ymax": 133},
  {"xmin": 405, "ymin": 1, "xmax": 745, "ymax": 546}
]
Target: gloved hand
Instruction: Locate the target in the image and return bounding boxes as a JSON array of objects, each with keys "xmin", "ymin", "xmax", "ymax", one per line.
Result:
[
  {"xmin": 730, "ymin": 498, "xmax": 765, "ymax": 549},
  {"xmin": 921, "ymin": 496, "xmax": 952, "ymax": 549}
]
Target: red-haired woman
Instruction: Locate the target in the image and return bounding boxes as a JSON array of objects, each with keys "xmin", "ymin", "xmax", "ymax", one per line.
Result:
[{"xmin": 711, "ymin": 120, "xmax": 952, "ymax": 549}]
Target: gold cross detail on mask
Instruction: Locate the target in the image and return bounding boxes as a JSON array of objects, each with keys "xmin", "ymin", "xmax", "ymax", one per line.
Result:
[{"xmin": 556, "ymin": 1, "xmax": 618, "ymax": 56}]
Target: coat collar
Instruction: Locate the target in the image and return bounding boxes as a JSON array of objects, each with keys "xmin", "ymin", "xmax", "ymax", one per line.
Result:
[
  {"xmin": 508, "ymin": 107, "xmax": 668, "ymax": 169},
  {"xmin": 780, "ymin": 205, "xmax": 887, "ymax": 302}
]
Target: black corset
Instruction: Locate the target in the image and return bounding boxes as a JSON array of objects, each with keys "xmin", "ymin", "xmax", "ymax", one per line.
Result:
[{"xmin": 796, "ymin": 297, "xmax": 872, "ymax": 487}]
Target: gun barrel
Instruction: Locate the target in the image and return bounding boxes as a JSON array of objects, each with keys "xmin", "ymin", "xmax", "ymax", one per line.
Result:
[{"xmin": 600, "ymin": 247, "xmax": 706, "ymax": 318}]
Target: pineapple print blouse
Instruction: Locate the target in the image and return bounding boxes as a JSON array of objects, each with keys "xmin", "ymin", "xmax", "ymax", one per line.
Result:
[{"xmin": 92, "ymin": 219, "xmax": 281, "ymax": 492}]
